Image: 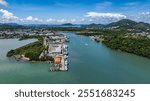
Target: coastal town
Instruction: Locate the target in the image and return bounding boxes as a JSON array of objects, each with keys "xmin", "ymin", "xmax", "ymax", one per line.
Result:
[{"xmin": 0, "ymin": 28, "xmax": 55, "ymax": 39}]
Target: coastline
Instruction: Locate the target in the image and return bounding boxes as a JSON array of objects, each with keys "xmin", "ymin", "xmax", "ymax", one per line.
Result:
[
  {"xmin": 6, "ymin": 32, "xmax": 69, "ymax": 71},
  {"xmin": 1, "ymin": 32, "xmax": 150, "ymax": 83},
  {"xmin": 89, "ymin": 34, "xmax": 150, "ymax": 59}
]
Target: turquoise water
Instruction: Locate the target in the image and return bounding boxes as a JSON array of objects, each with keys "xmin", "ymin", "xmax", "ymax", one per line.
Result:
[{"xmin": 0, "ymin": 33, "xmax": 150, "ymax": 84}]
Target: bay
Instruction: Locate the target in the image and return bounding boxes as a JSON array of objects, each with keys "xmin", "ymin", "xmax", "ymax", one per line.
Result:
[{"xmin": 0, "ymin": 33, "xmax": 150, "ymax": 84}]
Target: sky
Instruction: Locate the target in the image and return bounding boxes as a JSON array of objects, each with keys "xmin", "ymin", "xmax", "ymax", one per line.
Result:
[{"xmin": 0, "ymin": 0, "xmax": 150, "ymax": 24}]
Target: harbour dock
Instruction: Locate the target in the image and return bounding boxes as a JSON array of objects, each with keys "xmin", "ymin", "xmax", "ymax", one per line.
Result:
[{"xmin": 40, "ymin": 32, "xmax": 69, "ymax": 71}]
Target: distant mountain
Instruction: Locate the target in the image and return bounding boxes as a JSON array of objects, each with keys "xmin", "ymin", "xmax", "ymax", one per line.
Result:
[
  {"xmin": 0, "ymin": 19, "xmax": 149, "ymax": 31},
  {"xmin": 0, "ymin": 23, "xmax": 20, "ymax": 26},
  {"xmin": 82, "ymin": 19, "xmax": 146, "ymax": 29},
  {"xmin": 106, "ymin": 19, "xmax": 137, "ymax": 28},
  {"xmin": 61, "ymin": 23, "xmax": 74, "ymax": 26},
  {"xmin": 82, "ymin": 23, "xmax": 104, "ymax": 28},
  {"xmin": 135, "ymin": 22, "xmax": 150, "ymax": 31},
  {"xmin": 102, "ymin": 19, "xmax": 150, "ymax": 32},
  {"xmin": 0, "ymin": 23, "xmax": 24, "ymax": 30}
]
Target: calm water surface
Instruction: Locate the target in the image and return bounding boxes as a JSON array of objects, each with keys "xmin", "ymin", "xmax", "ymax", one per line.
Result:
[{"xmin": 0, "ymin": 33, "xmax": 150, "ymax": 84}]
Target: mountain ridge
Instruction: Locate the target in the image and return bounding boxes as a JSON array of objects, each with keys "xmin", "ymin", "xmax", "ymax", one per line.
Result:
[{"xmin": 0, "ymin": 19, "xmax": 150, "ymax": 31}]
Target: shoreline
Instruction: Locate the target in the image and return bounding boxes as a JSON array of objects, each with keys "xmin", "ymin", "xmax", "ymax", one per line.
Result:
[
  {"xmin": 6, "ymin": 32, "xmax": 69, "ymax": 71},
  {"xmin": 89, "ymin": 35, "xmax": 150, "ymax": 59},
  {"xmin": 9, "ymin": 55, "xmax": 53, "ymax": 64}
]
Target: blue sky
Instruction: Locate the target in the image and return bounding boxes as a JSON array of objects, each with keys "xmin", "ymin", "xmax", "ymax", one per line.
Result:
[{"xmin": 0, "ymin": 0, "xmax": 150, "ymax": 24}]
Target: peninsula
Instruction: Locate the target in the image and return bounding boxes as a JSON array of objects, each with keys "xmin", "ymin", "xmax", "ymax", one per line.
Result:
[{"xmin": 6, "ymin": 31, "xmax": 69, "ymax": 71}]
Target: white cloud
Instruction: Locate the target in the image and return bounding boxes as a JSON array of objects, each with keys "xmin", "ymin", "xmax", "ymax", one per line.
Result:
[
  {"xmin": 0, "ymin": 10, "xmax": 43, "ymax": 23},
  {"xmin": 46, "ymin": 18, "xmax": 67, "ymax": 23},
  {"xmin": 85, "ymin": 12, "xmax": 127, "ymax": 23},
  {"xmin": 0, "ymin": 0, "xmax": 8, "ymax": 6},
  {"xmin": 86, "ymin": 12, "xmax": 126, "ymax": 19},
  {"xmin": 26, "ymin": 16, "xmax": 42, "ymax": 22},
  {"xmin": 26, "ymin": 16, "xmax": 33, "ymax": 21},
  {"xmin": 46, "ymin": 18, "xmax": 78, "ymax": 24},
  {"xmin": 56, "ymin": 18, "xmax": 67, "ymax": 23},
  {"xmin": 137, "ymin": 12, "xmax": 150, "ymax": 22},
  {"xmin": 125, "ymin": 11, "xmax": 150, "ymax": 23},
  {"xmin": 69, "ymin": 19, "xmax": 77, "ymax": 23},
  {"xmin": 46, "ymin": 18, "xmax": 56, "ymax": 22},
  {"xmin": 0, "ymin": 9, "xmax": 19, "ymax": 21},
  {"xmin": 141, "ymin": 12, "xmax": 150, "ymax": 16}
]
